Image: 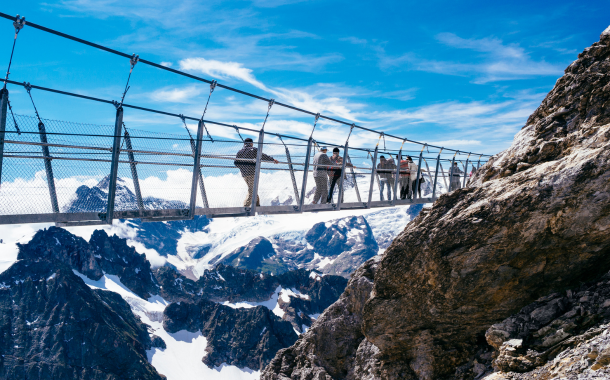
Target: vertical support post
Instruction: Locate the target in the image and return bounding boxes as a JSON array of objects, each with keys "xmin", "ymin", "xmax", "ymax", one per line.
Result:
[
  {"xmin": 346, "ymin": 154, "xmax": 361, "ymax": 203},
  {"xmin": 463, "ymin": 158, "xmax": 470, "ymax": 188},
  {"xmin": 336, "ymin": 143, "xmax": 349, "ymax": 210},
  {"xmin": 439, "ymin": 162, "xmax": 448, "ymax": 190},
  {"xmin": 249, "ymin": 129, "xmax": 265, "ymax": 216},
  {"xmin": 392, "ymin": 151, "xmax": 401, "ymax": 206},
  {"xmin": 38, "ymin": 122, "xmax": 60, "ymax": 213},
  {"xmin": 188, "ymin": 133, "xmax": 209, "ymax": 209},
  {"xmin": 366, "ymin": 147, "xmax": 378, "ymax": 208},
  {"xmin": 124, "ymin": 130, "xmax": 144, "ymax": 211},
  {"xmin": 283, "ymin": 142, "xmax": 300, "ymax": 205},
  {"xmin": 414, "ymin": 151, "xmax": 423, "ymax": 200},
  {"xmin": 449, "ymin": 155, "xmax": 456, "ymax": 192},
  {"xmin": 298, "ymin": 137, "xmax": 312, "ymax": 212},
  {"xmin": 423, "ymin": 159, "xmax": 433, "ymax": 196},
  {"xmin": 0, "ymin": 89, "xmax": 7, "ymax": 188},
  {"xmin": 189, "ymin": 120, "xmax": 205, "ymax": 218},
  {"xmin": 106, "ymin": 107, "xmax": 124, "ymax": 224},
  {"xmin": 432, "ymin": 153, "xmax": 441, "ymax": 199}
]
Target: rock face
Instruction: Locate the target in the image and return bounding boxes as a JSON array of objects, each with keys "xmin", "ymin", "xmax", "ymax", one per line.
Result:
[
  {"xmin": 261, "ymin": 257, "xmax": 385, "ymax": 380},
  {"xmin": 164, "ymin": 299, "xmax": 298, "ymax": 370},
  {"xmin": 485, "ymin": 271, "xmax": 610, "ymax": 375},
  {"xmin": 0, "ymin": 253, "xmax": 163, "ymax": 379},
  {"xmin": 217, "ymin": 237, "xmax": 290, "ymax": 273},
  {"xmin": 263, "ymin": 28, "xmax": 610, "ymax": 380}
]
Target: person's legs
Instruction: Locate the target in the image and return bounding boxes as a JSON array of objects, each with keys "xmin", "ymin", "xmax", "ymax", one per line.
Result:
[
  {"xmin": 244, "ymin": 175, "xmax": 256, "ymax": 206},
  {"xmin": 380, "ymin": 179, "xmax": 387, "ymax": 201},
  {"xmin": 399, "ymin": 177, "xmax": 407, "ymax": 199},
  {"xmin": 313, "ymin": 176, "xmax": 328, "ymax": 204},
  {"xmin": 388, "ymin": 178, "xmax": 394, "ymax": 200},
  {"xmin": 327, "ymin": 175, "xmax": 339, "ymax": 203}
]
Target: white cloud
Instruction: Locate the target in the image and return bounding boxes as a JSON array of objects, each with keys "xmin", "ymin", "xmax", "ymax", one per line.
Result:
[
  {"xmin": 380, "ymin": 33, "xmax": 565, "ymax": 83},
  {"xmin": 160, "ymin": 61, "xmax": 173, "ymax": 67},
  {"xmin": 180, "ymin": 58, "xmax": 269, "ymax": 91},
  {"xmin": 149, "ymin": 85, "xmax": 202, "ymax": 103}
]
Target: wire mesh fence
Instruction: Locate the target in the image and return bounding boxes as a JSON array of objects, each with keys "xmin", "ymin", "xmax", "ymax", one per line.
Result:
[{"xmin": 0, "ymin": 113, "xmax": 487, "ymax": 224}]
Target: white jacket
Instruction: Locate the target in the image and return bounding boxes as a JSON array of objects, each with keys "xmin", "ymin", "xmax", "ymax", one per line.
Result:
[{"xmin": 409, "ymin": 162, "xmax": 418, "ymax": 179}]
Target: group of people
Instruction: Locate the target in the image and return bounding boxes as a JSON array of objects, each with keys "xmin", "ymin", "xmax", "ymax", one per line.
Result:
[
  {"xmin": 312, "ymin": 146, "xmax": 350, "ymax": 204},
  {"xmin": 233, "ymin": 139, "xmax": 472, "ymax": 207},
  {"xmin": 377, "ymin": 155, "xmax": 424, "ymax": 201},
  {"xmin": 234, "ymin": 141, "xmax": 350, "ymax": 207}
]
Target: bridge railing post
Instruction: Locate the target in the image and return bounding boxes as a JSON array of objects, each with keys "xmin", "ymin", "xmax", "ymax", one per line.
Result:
[
  {"xmin": 392, "ymin": 151, "xmax": 401, "ymax": 206},
  {"xmin": 124, "ymin": 130, "xmax": 144, "ymax": 211},
  {"xmin": 187, "ymin": 125, "xmax": 209, "ymax": 210},
  {"xmin": 449, "ymin": 155, "xmax": 456, "ymax": 192},
  {"xmin": 414, "ymin": 150, "xmax": 423, "ymax": 199},
  {"xmin": 336, "ymin": 143, "xmax": 348, "ymax": 210},
  {"xmin": 282, "ymin": 139, "xmax": 300, "ymax": 207},
  {"xmin": 249, "ymin": 129, "xmax": 265, "ymax": 216},
  {"xmin": 346, "ymin": 153, "xmax": 361, "ymax": 203},
  {"xmin": 105, "ymin": 106, "xmax": 124, "ymax": 224},
  {"xmin": 366, "ymin": 147, "xmax": 378, "ymax": 208},
  {"xmin": 463, "ymin": 157, "xmax": 470, "ymax": 188},
  {"xmin": 0, "ymin": 89, "xmax": 7, "ymax": 188},
  {"xmin": 38, "ymin": 121, "xmax": 60, "ymax": 213},
  {"xmin": 298, "ymin": 137, "xmax": 313, "ymax": 212},
  {"xmin": 189, "ymin": 120, "xmax": 205, "ymax": 218},
  {"xmin": 432, "ymin": 153, "xmax": 441, "ymax": 199}
]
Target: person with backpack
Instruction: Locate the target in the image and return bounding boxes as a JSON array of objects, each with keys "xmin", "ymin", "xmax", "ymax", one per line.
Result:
[
  {"xmin": 234, "ymin": 138, "xmax": 278, "ymax": 207},
  {"xmin": 312, "ymin": 146, "xmax": 332, "ymax": 204}
]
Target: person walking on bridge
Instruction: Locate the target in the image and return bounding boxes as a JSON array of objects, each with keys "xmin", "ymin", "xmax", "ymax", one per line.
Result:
[
  {"xmin": 399, "ymin": 156, "xmax": 411, "ymax": 199},
  {"xmin": 312, "ymin": 146, "xmax": 331, "ymax": 204},
  {"xmin": 408, "ymin": 156, "xmax": 419, "ymax": 199},
  {"xmin": 377, "ymin": 156, "xmax": 395, "ymax": 201},
  {"xmin": 450, "ymin": 162, "xmax": 463, "ymax": 191},
  {"xmin": 234, "ymin": 138, "xmax": 278, "ymax": 207},
  {"xmin": 327, "ymin": 147, "xmax": 352, "ymax": 203}
]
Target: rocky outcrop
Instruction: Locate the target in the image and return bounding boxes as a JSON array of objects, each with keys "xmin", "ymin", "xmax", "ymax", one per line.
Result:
[
  {"xmin": 163, "ymin": 299, "xmax": 298, "ymax": 370},
  {"xmin": 206, "ymin": 215, "xmax": 379, "ymax": 278},
  {"xmin": 17, "ymin": 226, "xmax": 103, "ymax": 280},
  {"xmin": 263, "ymin": 28, "xmax": 610, "ymax": 380},
  {"xmin": 0, "ymin": 259, "xmax": 163, "ymax": 379},
  {"xmin": 90, "ymin": 229, "xmax": 159, "ymax": 299},
  {"xmin": 217, "ymin": 236, "xmax": 290, "ymax": 273},
  {"xmin": 485, "ymin": 271, "xmax": 610, "ymax": 375},
  {"xmin": 261, "ymin": 257, "xmax": 384, "ymax": 380}
]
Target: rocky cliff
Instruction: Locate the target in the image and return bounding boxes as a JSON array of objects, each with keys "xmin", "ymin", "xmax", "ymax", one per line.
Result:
[{"xmin": 262, "ymin": 27, "xmax": 610, "ymax": 380}]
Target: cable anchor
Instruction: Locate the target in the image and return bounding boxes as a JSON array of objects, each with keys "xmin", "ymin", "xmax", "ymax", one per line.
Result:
[
  {"xmin": 13, "ymin": 15, "xmax": 26, "ymax": 35},
  {"xmin": 233, "ymin": 125, "xmax": 244, "ymax": 142}
]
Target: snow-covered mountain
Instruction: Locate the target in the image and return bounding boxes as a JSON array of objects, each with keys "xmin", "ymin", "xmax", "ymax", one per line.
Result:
[
  {"xmin": 56, "ymin": 175, "xmax": 425, "ymax": 279},
  {"xmin": 1, "ymin": 226, "xmax": 348, "ymax": 379}
]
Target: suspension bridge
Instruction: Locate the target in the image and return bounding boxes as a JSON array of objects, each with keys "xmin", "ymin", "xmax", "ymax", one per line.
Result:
[{"xmin": 0, "ymin": 12, "xmax": 491, "ymax": 226}]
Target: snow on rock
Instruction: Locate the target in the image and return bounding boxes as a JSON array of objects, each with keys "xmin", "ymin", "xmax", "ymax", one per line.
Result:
[{"xmin": 73, "ymin": 269, "xmax": 260, "ymax": 380}]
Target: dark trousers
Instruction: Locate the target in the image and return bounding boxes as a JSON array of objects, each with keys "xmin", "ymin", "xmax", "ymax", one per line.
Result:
[{"xmin": 327, "ymin": 174, "xmax": 341, "ymax": 203}]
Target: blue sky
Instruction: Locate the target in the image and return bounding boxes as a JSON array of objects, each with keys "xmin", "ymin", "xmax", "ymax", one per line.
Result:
[{"xmin": 1, "ymin": 0, "xmax": 608, "ymax": 155}]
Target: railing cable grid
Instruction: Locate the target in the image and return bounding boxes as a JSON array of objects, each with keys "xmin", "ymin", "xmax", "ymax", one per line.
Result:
[{"xmin": 0, "ymin": 12, "xmax": 488, "ymax": 226}]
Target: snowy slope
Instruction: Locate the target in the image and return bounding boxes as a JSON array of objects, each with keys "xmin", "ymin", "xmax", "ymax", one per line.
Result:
[{"xmin": 73, "ymin": 270, "xmax": 260, "ymax": 380}]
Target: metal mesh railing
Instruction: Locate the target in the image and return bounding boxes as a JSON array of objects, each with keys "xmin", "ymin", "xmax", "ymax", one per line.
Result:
[{"xmin": 0, "ymin": 113, "xmax": 487, "ymax": 224}]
